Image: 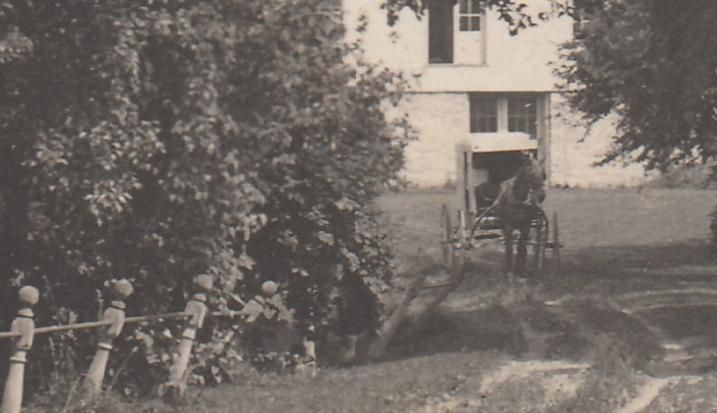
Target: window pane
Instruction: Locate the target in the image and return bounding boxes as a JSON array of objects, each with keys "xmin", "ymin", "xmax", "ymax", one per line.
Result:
[
  {"xmin": 470, "ymin": 16, "xmax": 481, "ymax": 31},
  {"xmin": 470, "ymin": 95, "xmax": 498, "ymax": 133},
  {"xmin": 459, "ymin": 16, "xmax": 469, "ymax": 31},
  {"xmin": 470, "ymin": 0, "xmax": 481, "ymax": 12},
  {"xmin": 508, "ymin": 96, "xmax": 538, "ymax": 138},
  {"xmin": 489, "ymin": 117, "xmax": 497, "ymax": 132}
]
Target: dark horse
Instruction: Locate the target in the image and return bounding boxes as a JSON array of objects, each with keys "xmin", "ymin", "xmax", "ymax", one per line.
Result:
[{"xmin": 478, "ymin": 155, "xmax": 546, "ymax": 278}]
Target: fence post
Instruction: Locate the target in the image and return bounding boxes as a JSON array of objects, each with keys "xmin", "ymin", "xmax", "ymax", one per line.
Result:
[
  {"xmin": 303, "ymin": 335, "xmax": 317, "ymax": 369},
  {"xmin": 295, "ymin": 325, "xmax": 317, "ymax": 379},
  {"xmin": 164, "ymin": 274, "xmax": 212, "ymax": 397},
  {"xmin": 82, "ymin": 279, "xmax": 133, "ymax": 398},
  {"xmin": 1, "ymin": 286, "xmax": 39, "ymax": 413}
]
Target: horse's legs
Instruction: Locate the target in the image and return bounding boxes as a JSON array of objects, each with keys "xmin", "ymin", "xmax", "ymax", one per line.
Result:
[
  {"xmin": 516, "ymin": 224, "xmax": 529, "ymax": 276},
  {"xmin": 503, "ymin": 223, "xmax": 514, "ymax": 278}
]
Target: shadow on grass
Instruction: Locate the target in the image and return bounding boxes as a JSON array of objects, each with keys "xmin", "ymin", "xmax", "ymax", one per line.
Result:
[
  {"xmin": 385, "ymin": 305, "xmax": 525, "ymax": 361},
  {"xmin": 381, "ymin": 239, "xmax": 715, "ymax": 369},
  {"xmin": 550, "ymin": 238, "xmax": 717, "ymax": 298}
]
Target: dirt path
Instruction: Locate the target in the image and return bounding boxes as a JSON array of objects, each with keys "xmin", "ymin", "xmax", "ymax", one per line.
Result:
[
  {"xmin": 477, "ymin": 360, "xmax": 590, "ymax": 394},
  {"xmin": 617, "ymin": 375, "xmax": 703, "ymax": 413},
  {"xmin": 414, "ymin": 360, "xmax": 590, "ymax": 413}
]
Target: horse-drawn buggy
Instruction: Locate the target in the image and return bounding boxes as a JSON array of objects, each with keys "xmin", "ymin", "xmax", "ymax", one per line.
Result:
[{"xmin": 440, "ymin": 132, "xmax": 561, "ymax": 277}]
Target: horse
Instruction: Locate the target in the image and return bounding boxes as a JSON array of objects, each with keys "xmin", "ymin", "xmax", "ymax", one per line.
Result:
[{"xmin": 479, "ymin": 154, "xmax": 546, "ymax": 278}]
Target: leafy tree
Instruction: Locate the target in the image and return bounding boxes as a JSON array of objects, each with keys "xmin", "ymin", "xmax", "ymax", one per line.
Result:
[
  {"xmin": 555, "ymin": 0, "xmax": 717, "ymax": 242},
  {"xmin": 557, "ymin": 0, "xmax": 717, "ymax": 170},
  {"xmin": 0, "ymin": 0, "xmax": 412, "ymax": 393}
]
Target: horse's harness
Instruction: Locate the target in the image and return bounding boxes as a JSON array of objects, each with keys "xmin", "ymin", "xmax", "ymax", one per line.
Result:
[{"xmin": 472, "ymin": 173, "xmax": 538, "ymax": 234}]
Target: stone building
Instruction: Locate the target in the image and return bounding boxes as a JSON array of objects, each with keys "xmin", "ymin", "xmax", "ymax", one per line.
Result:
[{"xmin": 342, "ymin": 0, "xmax": 647, "ymax": 188}]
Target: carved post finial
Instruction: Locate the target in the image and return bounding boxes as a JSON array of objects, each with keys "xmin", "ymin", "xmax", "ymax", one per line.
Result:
[
  {"xmin": 82, "ymin": 279, "xmax": 133, "ymax": 399},
  {"xmin": 261, "ymin": 280, "xmax": 278, "ymax": 296},
  {"xmin": 17, "ymin": 286, "xmax": 39, "ymax": 308},
  {"xmin": 164, "ymin": 274, "xmax": 212, "ymax": 398},
  {"xmin": 1, "ymin": 286, "xmax": 39, "ymax": 413},
  {"xmin": 194, "ymin": 274, "xmax": 213, "ymax": 293}
]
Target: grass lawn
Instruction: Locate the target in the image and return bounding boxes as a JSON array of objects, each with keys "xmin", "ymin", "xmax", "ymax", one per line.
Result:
[
  {"xmin": 377, "ymin": 187, "xmax": 717, "ymax": 298},
  {"xmin": 375, "ymin": 186, "xmax": 715, "ymax": 256}
]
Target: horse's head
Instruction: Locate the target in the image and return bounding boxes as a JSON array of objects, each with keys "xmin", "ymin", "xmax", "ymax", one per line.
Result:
[{"xmin": 518, "ymin": 154, "xmax": 546, "ymax": 204}]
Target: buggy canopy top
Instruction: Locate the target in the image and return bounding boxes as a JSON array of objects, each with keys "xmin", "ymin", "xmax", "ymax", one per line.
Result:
[{"xmin": 456, "ymin": 132, "xmax": 536, "ymax": 154}]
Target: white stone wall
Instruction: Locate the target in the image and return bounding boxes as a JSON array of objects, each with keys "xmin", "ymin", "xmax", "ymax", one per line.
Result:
[
  {"xmin": 400, "ymin": 93, "xmax": 469, "ymax": 187},
  {"xmin": 548, "ymin": 94, "xmax": 649, "ymax": 188}
]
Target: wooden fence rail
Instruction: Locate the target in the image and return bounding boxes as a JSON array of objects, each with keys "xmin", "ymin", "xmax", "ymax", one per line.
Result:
[{"xmin": 0, "ymin": 275, "xmax": 306, "ymax": 413}]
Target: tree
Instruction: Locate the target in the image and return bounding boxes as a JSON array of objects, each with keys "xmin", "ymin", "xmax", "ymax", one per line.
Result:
[
  {"xmin": 0, "ymin": 0, "xmax": 412, "ymax": 393},
  {"xmin": 557, "ymin": 0, "xmax": 717, "ymax": 171},
  {"xmin": 555, "ymin": 0, "xmax": 717, "ymax": 243}
]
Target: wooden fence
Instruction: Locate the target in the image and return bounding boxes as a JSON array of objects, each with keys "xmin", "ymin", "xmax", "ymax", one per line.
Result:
[{"xmin": 0, "ymin": 276, "xmax": 316, "ymax": 413}]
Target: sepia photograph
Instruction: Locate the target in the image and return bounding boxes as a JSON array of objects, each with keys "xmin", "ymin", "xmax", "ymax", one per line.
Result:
[{"xmin": 1, "ymin": 0, "xmax": 716, "ymax": 411}]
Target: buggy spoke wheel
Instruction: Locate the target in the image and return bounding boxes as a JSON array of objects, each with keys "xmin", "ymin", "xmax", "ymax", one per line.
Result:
[
  {"xmin": 530, "ymin": 213, "xmax": 548, "ymax": 276},
  {"xmin": 455, "ymin": 209, "xmax": 467, "ymax": 271},
  {"xmin": 552, "ymin": 211, "xmax": 561, "ymax": 276},
  {"xmin": 440, "ymin": 204, "xmax": 454, "ymax": 270}
]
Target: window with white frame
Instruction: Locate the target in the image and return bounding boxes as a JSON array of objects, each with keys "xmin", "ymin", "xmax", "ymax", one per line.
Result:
[
  {"xmin": 507, "ymin": 96, "xmax": 538, "ymax": 138},
  {"xmin": 469, "ymin": 95, "xmax": 498, "ymax": 133},
  {"xmin": 458, "ymin": 0, "xmax": 482, "ymax": 31},
  {"xmin": 470, "ymin": 94, "xmax": 541, "ymax": 139}
]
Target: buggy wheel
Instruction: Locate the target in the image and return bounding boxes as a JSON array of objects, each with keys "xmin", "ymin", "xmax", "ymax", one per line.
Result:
[
  {"xmin": 552, "ymin": 211, "xmax": 561, "ymax": 276},
  {"xmin": 530, "ymin": 212, "xmax": 549, "ymax": 276},
  {"xmin": 440, "ymin": 204, "xmax": 454, "ymax": 270},
  {"xmin": 455, "ymin": 209, "xmax": 467, "ymax": 271}
]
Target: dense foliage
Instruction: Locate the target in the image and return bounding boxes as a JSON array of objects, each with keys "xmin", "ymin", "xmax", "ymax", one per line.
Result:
[
  {"xmin": 557, "ymin": 0, "xmax": 717, "ymax": 170},
  {"xmin": 0, "ymin": 0, "xmax": 412, "ymax": 393}
]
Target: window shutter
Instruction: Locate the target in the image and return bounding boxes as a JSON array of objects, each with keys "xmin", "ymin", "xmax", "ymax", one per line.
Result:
[{"xmin": 428, "ymin": 1, "xmax": 454, "ymax": 63}]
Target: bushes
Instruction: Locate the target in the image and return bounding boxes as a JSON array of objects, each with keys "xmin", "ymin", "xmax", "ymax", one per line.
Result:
[{"xmin": 0, "ymin": 0, "xmax": 412, "ymax": 397}]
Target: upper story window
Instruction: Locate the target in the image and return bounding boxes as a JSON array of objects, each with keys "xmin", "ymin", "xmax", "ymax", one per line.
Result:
[
  {"xmin": 459, "ymin": 0, "xmax": 481, "ymax": 31},
  {"xmin": 428, "ymin": 1, "xmax": 454, "ymax": 63},
  {"xmin": 428, "ymin": 0, "xmax": 486, "ymax": 65}
]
